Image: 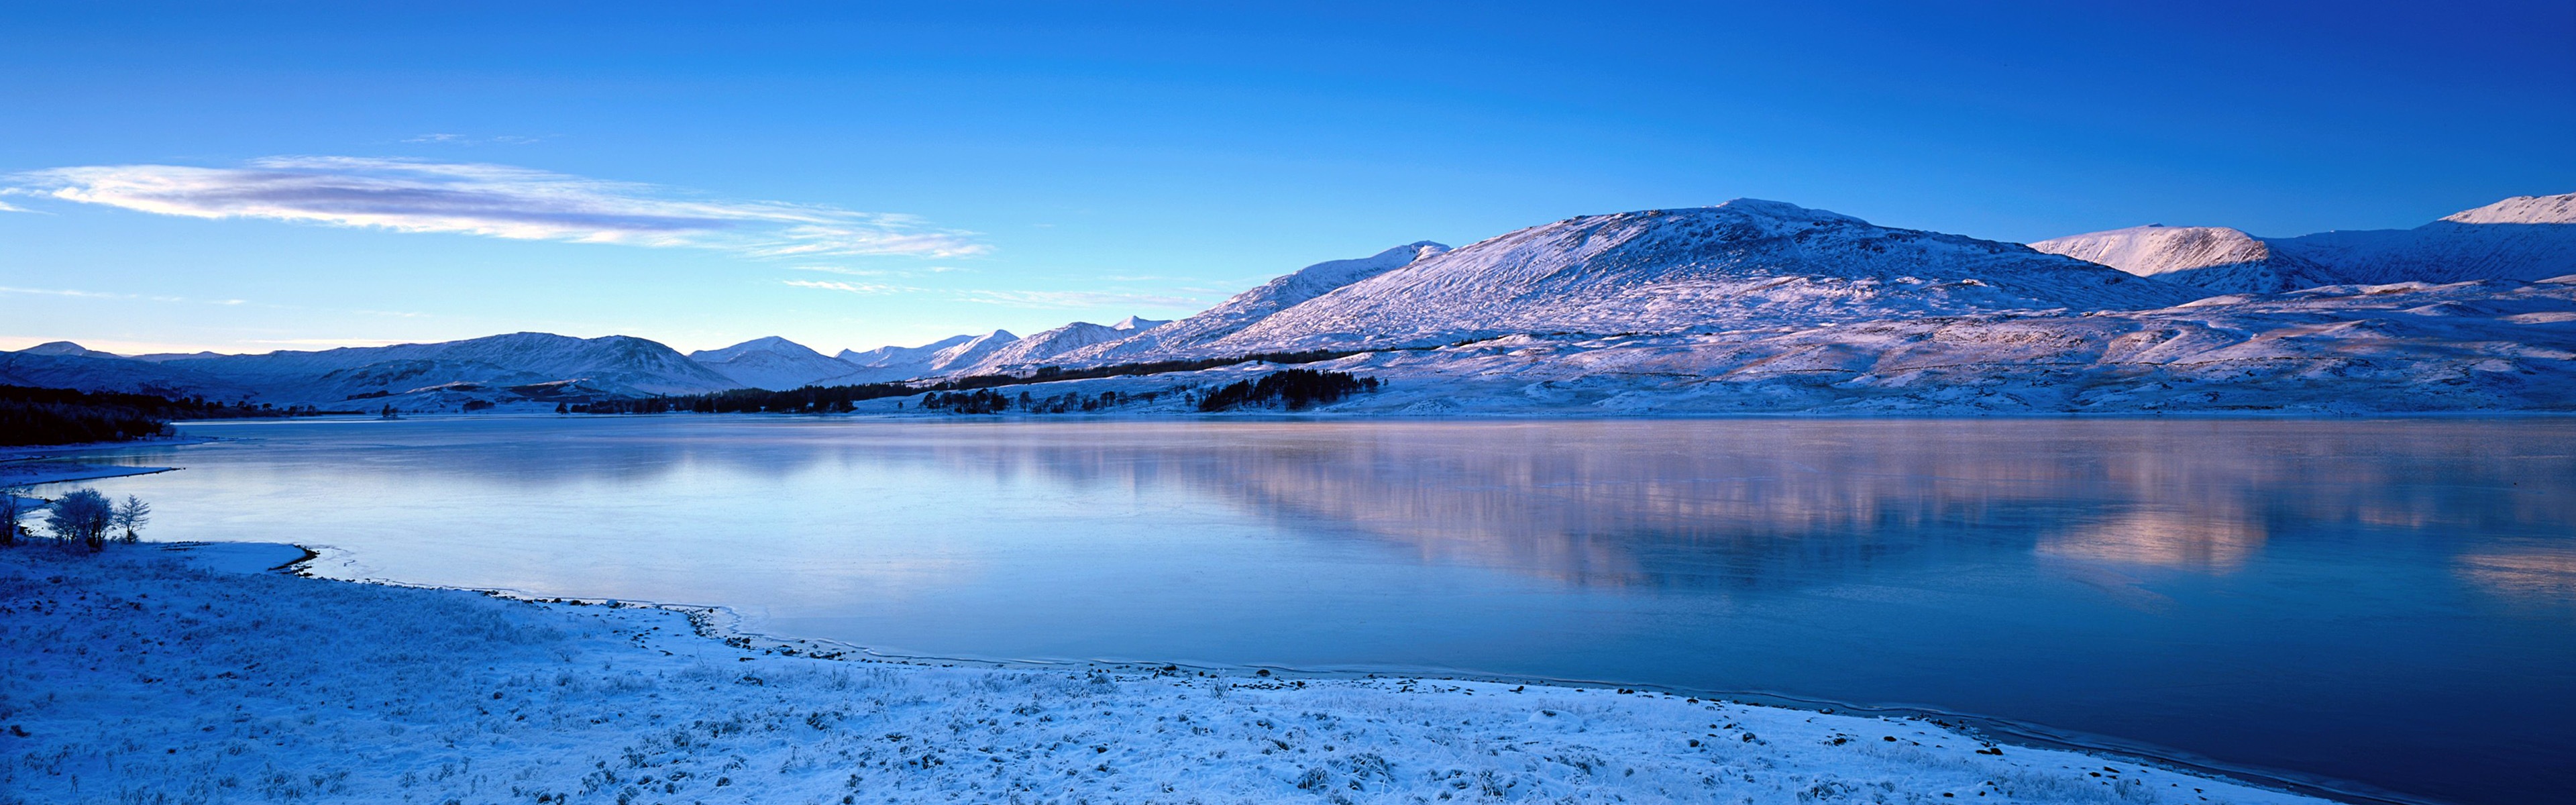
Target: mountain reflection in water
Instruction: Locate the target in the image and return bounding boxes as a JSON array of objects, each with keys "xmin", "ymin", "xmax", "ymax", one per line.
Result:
[{"xmin": 66, "ymin": 416, "xmax": 2576, "ymax": 804}]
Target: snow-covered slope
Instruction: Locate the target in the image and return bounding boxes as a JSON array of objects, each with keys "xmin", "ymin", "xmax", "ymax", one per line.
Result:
[
  {"xmin": 1140, "ymin": 201, "xmax": 2189, "ymax": 358},
  {"xmin": 2436, "ymin": 193, "xmax": 2576, "ymax": 225},
  {"xmin": 837, "ymin": 275, "xmax": 2576, "ymax": 416},
  {"xmin": 806, "ymin": 335, "xmax": 972, "ymax": 385},
  {"xmin": 166, "ymin": 333, "xmax": 742, "ymax": 400},
  {"xmin": 0, "ymin": 347, "xmax": 254, "ymax": 400},
  {"xmin": 1058, "ymin": 242, "xmax": 1449, "ymax": 364},
  {"xmin": 923, "ymin": 329, "xmax": 1020, "ymax": 372},
  {"xmin": 2037, "ymin": 193, "xmax": 2576, "ymax": 289},
  {"xmin": 2265, "ymin": 195, "xmax": 2576, "ymax": 284},
  {"xmin": 687, "ymin": 336, "xmax": 861, "ymax": 390},
  {"xmin": 12, "ymin": 341, "xmax": 130, "ymax": 360},
  {"xmin": 952, "ymin": 315, "xmax": 1170, "ymax": 375},
  {"xmin": 2027, "ymin": 225, "xmax": 2339, "ymax": 294}
]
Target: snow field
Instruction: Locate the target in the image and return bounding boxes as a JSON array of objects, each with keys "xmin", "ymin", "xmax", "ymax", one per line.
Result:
[{"xmin": 0, "ymin": 544, "xmax": 2330, "ymax": 805}]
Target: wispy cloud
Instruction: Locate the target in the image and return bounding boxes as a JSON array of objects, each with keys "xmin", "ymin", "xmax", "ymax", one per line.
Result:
[
  {"xmin": 956, "ymin": 290, "xmax": 1201, "ymax": 309},
  {"xmin": 1, "ymin": 285, "xmax": 122, "ymax": 299},
  {"xmin": 790, "ymin": 266, "xmax": 901, "ymax": 277},
  {"xmin": 402, "ymin": 133, "xmax": 543, "ymax": 146},
  {"xmin": 784, "ymin": 279, "xmax": 915, "ymax": 294},
  {"xmin": 0, "ymin": 199, "xmax": 32, "ymax": 213},
  {"xmin": 4, "ymin": 156, "xmax": 989, "ymax": 258},
  {"xmin": 3, "ymin": 286, "xmax": 246, "ymax": 305},
  {"xmin": 779, "ymin": 278, "xmax": 1199, "ymax": 310}
]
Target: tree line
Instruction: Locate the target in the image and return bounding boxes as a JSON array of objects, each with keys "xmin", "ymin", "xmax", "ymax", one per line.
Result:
[
  {"xmin": 1195, "ymin": 370, "xmax": 1378, "ymax": 411},
  {"xmin": 566, "ymin": 349, "xmax": 1379, "ymax": 415},
  {"xmin": 1, "ymin": 385, "xmax": 343, "ymax": 447}
]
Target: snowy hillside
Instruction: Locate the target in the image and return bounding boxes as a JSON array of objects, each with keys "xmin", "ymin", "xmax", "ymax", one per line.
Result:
[
  {"xmin": 0, "ymin": 345, "xmax": 255, "ymax": 400},
  {"xmin": 952, "ymin": 315, "xmax": 1169, "ymax": 375},
  {"xmin": 2027, "ymin": 225, "xmax": 2338, "ymax": 294},
  {"xmin": 826, "ymin": 334, "xmax": 975, "ymax": 383},
  {"xmin": 11, "ymin": 340, "xmax": 129, "ymax": 360},
  {"xmin": 824, "ymin": 275, "xmax": 2576, "ymax": 416},
  {"xmin": 5, "ymin": 333, "xmax": 743, "ymax": 410},
  {"xmin": 2268, "ymin": 194, "xmax": 2576, "ymax": 284},
  {"xmin": 1138, "ymin": 201, "xmax": 2189, "ymax": 358},
  {"xmin": 924, "ymin": 329, "xmax": 1020, "ymax": 372},
  {"xmin": 174, "ymin": 332, "xmax": 743, "ymax": 401},
  {"xmin": 2038, "ymin": 193, "xmax": 2576, "ymax": 290},
  {"xmin": 1056, "ymin": 241, "xmax": 1450, "ymax": 364},
  {"xmin": 688, "ymin": 336, "xmax": 861, "ymax": 390},
  {"xmin": 13, "ymin": 193, "xmax": 2569, "ymax": 415}
]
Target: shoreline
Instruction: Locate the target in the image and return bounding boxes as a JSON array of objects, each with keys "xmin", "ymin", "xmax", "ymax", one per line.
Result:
[
  {"xmin": 1, "ymin": 539, "xmax": 2351, "ymax": 804},
  {"xmin": 278, "ymin": 544, "xmax": 2411, "ymax": 805}
]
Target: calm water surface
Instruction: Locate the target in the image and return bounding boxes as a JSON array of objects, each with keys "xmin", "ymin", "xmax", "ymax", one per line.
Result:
[{"xmin": 50, "ymin": 417, "xmax": 2576, "ymax": 804}]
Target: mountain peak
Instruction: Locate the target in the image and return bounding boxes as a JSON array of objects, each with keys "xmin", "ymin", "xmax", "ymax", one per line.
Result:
[
  {"xmin": 1706, "ymin": 198, "xmax": 1867, "ymax": 225},
  {"xmin": 2439, "ymin": 193, "xmax": 2576, "ymax": 225},
  {"xmin": 689, "ymin": 335, "xmax": 827, "ymax": 363},
  {"xmin": 2027, "ymin": 225, "xmax": 2330, "ymax": 294},
  {"xmin": 15, "ymin": 341, "xmax": 123, "ymax": 359}
]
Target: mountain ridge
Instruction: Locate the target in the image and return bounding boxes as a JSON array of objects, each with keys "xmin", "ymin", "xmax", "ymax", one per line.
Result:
[{"xmin": 13, "ymin": 193, "xmax": 2572, "ymax": 414}]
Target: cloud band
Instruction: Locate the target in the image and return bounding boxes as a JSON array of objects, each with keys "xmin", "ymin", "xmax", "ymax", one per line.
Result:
[{"xmin": 5, "ymin": 156, "xmax": 987, "ymax": 258}]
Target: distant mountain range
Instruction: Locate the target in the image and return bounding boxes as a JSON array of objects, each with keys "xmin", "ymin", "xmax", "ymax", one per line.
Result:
[
  {"xmin": 2028, "ymin": 194, "xmax": 2576, "ymax": 293},
  {"xmin": 8, "ymin": 193, "xmax": 2571, "ymax": 414}
]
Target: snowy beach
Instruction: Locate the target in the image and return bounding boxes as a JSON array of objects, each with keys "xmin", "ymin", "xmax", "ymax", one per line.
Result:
[{"xmin": 0, "ymin": 541, "xmax": 2338, "ymax": 805}]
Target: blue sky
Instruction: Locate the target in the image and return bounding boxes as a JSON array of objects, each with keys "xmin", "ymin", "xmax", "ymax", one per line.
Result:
[{"xmin": 3, "ymin": 1, "xmax": 2570, "ymax": 355}]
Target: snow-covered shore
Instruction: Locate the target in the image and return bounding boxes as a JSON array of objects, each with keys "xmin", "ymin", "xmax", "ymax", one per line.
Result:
[{"xmin": 0, "ymin": 543, "xmax": 2338, "ymax": 805}]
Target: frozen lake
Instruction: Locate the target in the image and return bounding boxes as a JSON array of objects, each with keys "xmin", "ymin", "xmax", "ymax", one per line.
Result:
[{"xmin": 50, "ymin": 416, "xmax": 2576, "ymax": 804}]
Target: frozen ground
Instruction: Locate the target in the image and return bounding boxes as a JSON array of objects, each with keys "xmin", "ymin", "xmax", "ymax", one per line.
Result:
[
  {"xmin": 0, "ymin": 460, "xmax": 174, "ymax": 488},
  {"xmin": 0, "ymin": 543, "xmax": 2335, "ymax": 805}
]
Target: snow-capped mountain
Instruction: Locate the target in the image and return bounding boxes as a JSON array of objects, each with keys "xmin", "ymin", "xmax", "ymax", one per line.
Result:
[
  {"xmin": 7, "ymin": 333, "xmax": 745, "ymax": 409},
  {"xmin": 156, "ymin": 333, "xmax": 741, "ymax": 400},
  {"xmin": 923, "ymin": 329, "xmax": 1020, "ymax": 373},
  {"xmin": 687, "ymin": 336, "xmax": 861, "ymax": 391},
  {"xmin": 2035, "ymin": 193, "xmax": 2576, "ymax": 291},
  {"xmin": 819, "ymin": 335, "xmax": 974, "ymax": 384},
  {"xmin": 2267, "ymin": 194, "xmax": 2576, "ymax": 284},
  {"xmin": 1, "ymin": 344, "xmax": 256, "ymax": 400},
  {"xmin": 13, "ymin": 341, "xmax": 131, "ymax": 361},
  {"xmin": 15, "ymin": 193, "xmax": 2569, "ymax": 415},
  {"xmin": 1059, "ymin": 242, "xmax": 1448, "ymax": 364},
  {"xmin": 2027, "ymin": 225, "xmax": 2339, "ymax": 294},
  {"xmin": 951, "ymin": 316, "xmax": 1170, "ymax": 375},
  {"xmin": 1105, "ymin": 201, "xmax": 2188, "ymax": 360}
]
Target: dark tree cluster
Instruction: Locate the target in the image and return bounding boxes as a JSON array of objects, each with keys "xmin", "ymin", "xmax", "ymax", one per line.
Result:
[
  {"xmin": 0, "ymin": 487, "xmax": 148, "ymax": 552},
  {"xmin": 919, "ymin": 389, "xmax": 1012, "ymax": 414},
  {"xmin": 0, "ymin": 385, "xmax": 341, "ymax": 447},
  {"xmin": 1195, "ymin": 370, "xmax": 1380, "ymax": 412},
  {"xmin": 937, "ymin": 349, "xmax": 1372, "ymax": 391},
  {"xmin": 569, "ymin": 348, "xmax": 1391, "ymax": 417},
  {"xmin": 568, "ymin": 382, "xmax": 910, "ymax": 415},
  {"xmin": 1016, "ymin": 389, "xmax": 1159, "ymax": 414}
]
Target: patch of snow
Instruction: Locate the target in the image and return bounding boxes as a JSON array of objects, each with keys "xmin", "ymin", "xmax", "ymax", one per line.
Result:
[
  {"xmin": 2028, "ymin": 225, "xmax": 2338, "ymax": 294},
  {"xmin": 0, "ymin": 543, "xmax": 2338, "ymax": 804},
  {"xmin": 688, "ymin": 337, "xmax": 862, "ymax": 391}
]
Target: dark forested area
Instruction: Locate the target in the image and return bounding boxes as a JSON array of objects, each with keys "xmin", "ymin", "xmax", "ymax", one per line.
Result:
[
  {"xmin": 1195, "ymin": 370, "xmax": 1376, "ymax": 411},
  {"xmin": 570, "ymin": 350, "xmax": 1377, "ymax": 415},
  {"xmin": 0, "ymin": 386, "xmax": 337, "ymax": 446}
]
